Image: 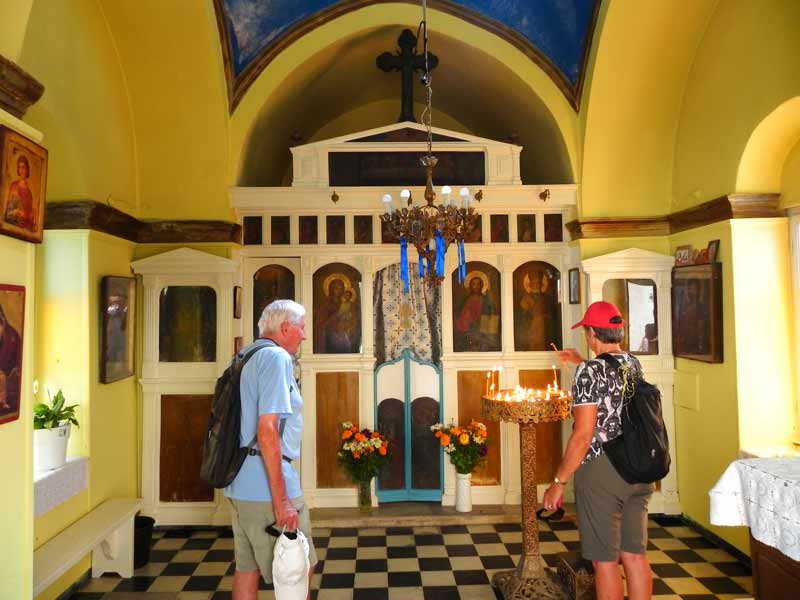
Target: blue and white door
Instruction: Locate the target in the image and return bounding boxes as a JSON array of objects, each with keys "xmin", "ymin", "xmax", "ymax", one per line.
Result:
[{"xmin": 375, "ymin": 350, "xmax": 443, "ymax": 502}]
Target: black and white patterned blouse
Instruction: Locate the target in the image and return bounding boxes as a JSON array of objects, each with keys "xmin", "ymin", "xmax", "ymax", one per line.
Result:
[{"xmin": 571, "ymin": 352, "xmax": 642, "ymax": 464}]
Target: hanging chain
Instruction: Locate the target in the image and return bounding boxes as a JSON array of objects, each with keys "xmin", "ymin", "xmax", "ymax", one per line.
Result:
[{"xmin": 420, "ymin": 0, "xmax": 433, "ymax": 159}]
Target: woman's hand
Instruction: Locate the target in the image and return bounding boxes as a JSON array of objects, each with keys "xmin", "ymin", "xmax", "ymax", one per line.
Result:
[
  {"xmin": 541, "ymin": 484, "xmax": 564, "ymax": 512},
  {"xmin": 556, "ymin": 348, "xmax": 584, "ymax": 365}
]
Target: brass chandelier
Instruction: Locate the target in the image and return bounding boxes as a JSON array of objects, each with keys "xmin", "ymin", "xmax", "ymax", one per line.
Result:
[{"xmin": 379, "ymin": 0, "xmax": 481, "ymax": 289}]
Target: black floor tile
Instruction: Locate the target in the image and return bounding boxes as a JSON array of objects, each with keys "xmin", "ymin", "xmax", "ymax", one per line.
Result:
[
  {"xmin": 183, "ymin": 538, "xmax": 215, "ymax": 550},
  {"xmin": 327, "ymin": 547, "xmax": 357, "ymax": 560},
  {"xmin": 386, "ymin": 526, "xmax": 413, "ymax": 535},
  {"xmin": 356, "ymin": 559, "xmax": 387, "ymax": 573},
  {"xmin": 205, "ymin": 549, "xmax": 234, "ymax": 562},
  {"xmin": 331, "ymin": 527, "xmax": 358, "ymax": 537},
  {"xmin": 712, "ymin": 561, "xmax": 751, "ymax": 576},
  {"xmin": 440, "ymin": 525, "xmax": 468, "ymax": 534},
  {"xmin": 454, "ymin": 569, "xmax": 490, "ymax": 585},
  {"xmin": 183, "ymin": 576, "xmax": 222, "ymax": 591},
  {"xmin": 563, "ymin": 541, "xmax": 582, "ymax": 552},
  {"xmin": 359, "ymin": 535, "xmax": 387, "ymax": 547},
  {"xmin": 480, "ymin": 555, "xmax": 515, "ymax": 569},
  {"xmin": 418, "ymin": 557, "xmax": 452, "ymax": 571},
  {"xmin": 696, "ymin": 577, "xmax": 747, "ymax": 594},
  {"xmin": 70, "ymin": 594, "xmax": 105, "ymax": 599},
  {"xmin": 423, "ymin": 585, "xmax": 460, "ymax": 600},
  {"xmin": 665, "ymin": 549, "xmax": 704, "ymax": 563},
  {"xmin": 548, "ymin": 520, "xmax": 578, "ymax": 531},
  {"xmin": 416, "ymin": 534, "xmax": 445, "ymax": 546},
  {"xmin": 651, "ymin": 563, "xmax": 691, "ymax": 578},
  {"xmin": 161, "ymin": 562, "xmax": 198, "ymax": 576},
  {"xmin": 314, "ymin": 560, "xmax": 324, "ymax": 574},
  {"xmin": 682, "ymin": 537, "xmax": 716, "ymax": 549},
  {"xmin": 494, "ymin": 523, "xmax": 522, "ymax": 533},
  {"xmin": 314, "ymin": 536, "xmax": 329, "ymax": 548},
  {"xmin": 471, "ymin": 532, "xmax": 501, "ymax": 544},
  {"xmin": 647, "ymin": 527, "xmax": 673, "ymax": 538},
  {"xmin": 321, "ymin": 573, "xmax": 355, "ymax": 588},
  {"xmin": 446, "ymin": 544, "xmax": 478, "ymax": 557},
  {"xmin": 388, "ymin": 571, "xmax": 422, "ymax": 587},
  {"xmin": 538, "ymin": 530, "xmax": 558, "ymax": 542},
  {"xmin": 504, "ymin": 543, "xmax": 522, "ymax": 555},
  {"xmin": 650, "ymin": 514, "xmax": 684, "ymax": 527},
  {"xmin": 163, "ymin": 528, "xmax": 193, "ymax": 538},
  {"xmin": 113, "ymin": 576, "xmax": 155, "ymax": 592},
  {"xmin": 219, "ymin": 528, "xmax": 234, "ymax": 538},
  {"xmin": 211, "ymin": 592, "xmax": 232, "ymax": 600},
  {"xmin": 388, "ymin": 546, "xmax": 417, "ymax": 558},
  {"xmin": 651, "ymin": 578, "xmax": 674, "ymax": 595},
  {"xmin": 149, "ymin": 550, "xmax": 177, "ymax": 562}
]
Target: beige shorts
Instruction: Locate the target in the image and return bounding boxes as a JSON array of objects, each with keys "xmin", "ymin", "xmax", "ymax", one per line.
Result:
[
  {"xmin": 574, "ymin": 453, "xmax": 654, "ymax": 563},
  {"xmin": 228, "ymin": 496, "xmax": 318, "ymax": 580}
]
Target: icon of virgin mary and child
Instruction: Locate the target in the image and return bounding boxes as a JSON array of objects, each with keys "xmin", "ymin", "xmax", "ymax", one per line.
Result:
[{"xmin": 314, "ymin": 274, "xmax": 361, "ymax": 354}]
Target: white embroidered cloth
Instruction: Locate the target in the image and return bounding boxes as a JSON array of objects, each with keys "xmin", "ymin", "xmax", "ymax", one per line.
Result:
[{"xmin": 710, "ymin": 457, "xmax": 800, "ymax": 561}]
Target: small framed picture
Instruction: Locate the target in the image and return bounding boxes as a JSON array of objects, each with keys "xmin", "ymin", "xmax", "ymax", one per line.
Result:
[
  {"xmin": 707, "ymin": 239, "xmax": 720, "ymax": 263},
  {"xmin": 0, "ymin": 126, "xmax": 48, "ymax": 244},
  {"xmin": 233, "ymin": 285, "xmax": 242, "ymax": 319},
  {"xmin": 672, "ymin": 263, "xmax": 723, "ymax": 363},
  {"xmin": 234, "ymin": 336, "xmax": 243, "ymax": 355},
  {"xmin": 568, "ymin": 268, "xmax": 581, "ymax": 304},
  {"xmin": 0, "ymin": 284, "xmax": 25, "ymax": 425},
  {"xmin": 675, "ymin": 245, "xmax": 693, "ymax": 266},
  {"xmin": 100, "ymin": 276, "xmax": 136, "ymax": 383}
]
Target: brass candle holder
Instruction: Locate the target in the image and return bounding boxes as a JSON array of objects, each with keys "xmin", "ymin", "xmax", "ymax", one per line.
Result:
[{"xmin": 482, "ymin": 388, "xmax": 572, "ymax": 600}]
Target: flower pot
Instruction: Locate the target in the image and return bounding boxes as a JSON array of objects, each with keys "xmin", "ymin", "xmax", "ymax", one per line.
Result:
[
  {"xmin": 357, "ymin": 479, "xmax": 373, "ymax": 513},
  {"xmin": 34, "ymin": 423, "xmax": 71, "ymax": 471},
  {"xmin": 455, "ymin": 472, "xmax": 472, "ymax": 512}
]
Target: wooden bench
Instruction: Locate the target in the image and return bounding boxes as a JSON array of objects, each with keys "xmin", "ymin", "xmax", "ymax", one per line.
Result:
[{"xmin": 33, "ymin": 498, "xmax": 143, "ymax": 597}]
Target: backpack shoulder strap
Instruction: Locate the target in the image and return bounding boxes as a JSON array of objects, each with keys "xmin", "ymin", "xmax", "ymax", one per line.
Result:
[
  {"xmin": 595, "ymin": 352, "xmax": 621, "ymax": 369},
  {"xmin": 238, "ymin": 339, "xmax": 287, "ymax": 452}
]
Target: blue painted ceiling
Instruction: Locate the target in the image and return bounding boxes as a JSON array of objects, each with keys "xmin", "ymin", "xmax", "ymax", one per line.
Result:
[{"xmin": 220, "ymin": 0, "xmax": 598, "ymax": 87}]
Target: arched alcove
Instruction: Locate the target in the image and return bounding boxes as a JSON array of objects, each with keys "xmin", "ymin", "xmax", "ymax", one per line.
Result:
[
  {"xmin": 736, "ymin": 96, "xmax": 800, "ymax": 193},
  {"xmin": 236, "ymin": 24, "xmax": 574, "ymax": 187}
]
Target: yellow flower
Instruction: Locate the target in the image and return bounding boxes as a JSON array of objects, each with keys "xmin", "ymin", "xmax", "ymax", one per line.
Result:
[{"xmin": 459, "ymin": 433, "xmax": 470, "ymax": 445}]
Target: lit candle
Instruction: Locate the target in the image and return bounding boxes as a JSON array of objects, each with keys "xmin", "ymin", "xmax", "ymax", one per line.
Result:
[
  {"xmin": 485, "ymin": 371, "xmax": 491, "ymax": 397},
  {"xmin": 552, "ymin": 364, "xmax": 558, "ymax": 389}
]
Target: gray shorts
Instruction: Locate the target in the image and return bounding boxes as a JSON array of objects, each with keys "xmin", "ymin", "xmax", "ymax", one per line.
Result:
[
  {"xmin": 228, "ymin": 496, "xmax": 318, "ymax": 580},
  {"xmin": 574, "ymin": 452, "xmax": 654, "ymax": 563}
]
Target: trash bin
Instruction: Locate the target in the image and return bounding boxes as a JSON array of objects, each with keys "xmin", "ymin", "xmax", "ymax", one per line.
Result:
[{"xmin": 133, "ymin": 515, "xmax": 156, "ymax": 569}]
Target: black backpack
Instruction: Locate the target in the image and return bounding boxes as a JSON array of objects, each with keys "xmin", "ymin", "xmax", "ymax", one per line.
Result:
[
  {"xmin": 200, "ymin": 339, "xmax": 275, "ymax": 488},
  {"xmin": 596, "ymin": 353, "xmax": 671, "ymax": 484}
]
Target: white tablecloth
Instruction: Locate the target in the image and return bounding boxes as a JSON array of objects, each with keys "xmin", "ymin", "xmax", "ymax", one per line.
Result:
[{"xmin": 710, "ymin": 457, "xmax": 800, "ymax": 561}]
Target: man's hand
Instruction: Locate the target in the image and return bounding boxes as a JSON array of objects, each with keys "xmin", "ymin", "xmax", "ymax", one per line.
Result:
[
  {"xmin": 556, "ymin": 348, "xmax": 584, "ymax": 365},
  {"xmin": 274, "ymin": 498, "xmax": 299, "ymax": 531}
]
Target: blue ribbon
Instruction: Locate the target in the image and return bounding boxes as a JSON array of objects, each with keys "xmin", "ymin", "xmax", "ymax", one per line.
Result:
[
  {"xmin": 418, "ymin": 253, "xmax": 424, "ymax": 279},
  {"xmin": 400, "ymin": 237, "xmax": 409, "ymax": 293},
  {"xmin": 458, "ymin": 240, "xmax": 466, "ymax": 282},
  {"xmin": 435, "ymin": 230, "xmax": 445, "ymax": 277},
  {"xmin": 426, "ymin": 243, "xmax": 433, "ymax": 279}
]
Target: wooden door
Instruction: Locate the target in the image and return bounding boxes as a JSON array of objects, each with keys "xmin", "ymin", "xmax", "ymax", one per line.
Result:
[{"xmin": 160, "ymin": 394, "xmax": 213, "ymax": 502}]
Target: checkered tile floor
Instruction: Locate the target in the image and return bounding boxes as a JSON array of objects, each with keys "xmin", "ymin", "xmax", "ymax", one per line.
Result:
[{"xmin": 71, "ymin": 515, "xmax": 753, "ymax": 599}]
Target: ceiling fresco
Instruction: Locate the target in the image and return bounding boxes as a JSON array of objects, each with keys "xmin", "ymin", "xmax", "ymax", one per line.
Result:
[{"xmin": 214, "ymin": 0, "xmax": 599, "ymax": 111}]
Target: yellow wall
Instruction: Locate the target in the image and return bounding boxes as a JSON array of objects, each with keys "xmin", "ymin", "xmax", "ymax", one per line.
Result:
[
  {"xmin": 730, "ymin": 219, "xmax": 795, "ymax": 449},
  {"xmin": 672, "ymin": 0, "xmax": 800, "ymax": 211},
  {"xmin": 0, "ymin": 236, "xmax": 36, "ymax": 600},
  {"xmin": 781, "ymin": 139, "xmax": 800, "ymax": 208},
  {"xmin": 33, "ymin": 231, "xmax": 138, "ymax": 600},
  {"xmin": 578, "ymin": 237, "xmax": 670, "ymax": 261},
  {"xmin": 18, "ymin": 0, "xmax": 139, "ymax": 215},
  {"xmin": 669, "ymin": 222, "xmax": 747, "ymax": 552},
  {"xmin": 580, "ymin": 0, "xmax": 717, "ymax": 218},
  {"xmin": 0, "ymin": 0, "xmax": 34, "ymax": 61}
]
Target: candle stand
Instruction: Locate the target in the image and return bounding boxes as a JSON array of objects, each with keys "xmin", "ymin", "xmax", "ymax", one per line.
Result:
[{"xmin": 482, "ymin": 393, "xmax": 572, "ymax": 599}]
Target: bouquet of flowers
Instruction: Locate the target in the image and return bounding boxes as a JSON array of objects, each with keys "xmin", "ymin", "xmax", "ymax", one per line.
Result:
[
  {"xmin": 431, "ymin": 420, "xmax": 489, "ymax": 474},
  {"xmin": 337, "ymin": 422, "xmax": 390, "ymax": 483}
]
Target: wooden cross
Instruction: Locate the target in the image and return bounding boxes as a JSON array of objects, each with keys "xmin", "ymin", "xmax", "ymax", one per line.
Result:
[{"xmin": 376, "ymin": 28, "xmax": 439, "ymax": 123}]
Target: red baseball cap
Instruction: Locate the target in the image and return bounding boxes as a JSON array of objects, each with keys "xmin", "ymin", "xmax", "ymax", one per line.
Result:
[{"xmin": 571, "ymin": 301, "xmax": 625, "ymax": 330}]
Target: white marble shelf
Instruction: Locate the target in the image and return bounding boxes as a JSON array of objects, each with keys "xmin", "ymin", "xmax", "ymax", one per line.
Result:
[{"xmin": 34, "ymin": 456, "xmax": 88, "ymax": 517}]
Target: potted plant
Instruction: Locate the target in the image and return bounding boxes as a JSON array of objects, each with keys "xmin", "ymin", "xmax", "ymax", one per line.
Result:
[
  {"xmin": 337, "ymin": 422, "xmax": 389, "ymax": 512},
  {"xmin": 33, "ymin": 389, "xmax": 79, "ymax": 471},
  {"xmin": 431, "ymin": 420, "xmax": 489, "ymax": 512}
]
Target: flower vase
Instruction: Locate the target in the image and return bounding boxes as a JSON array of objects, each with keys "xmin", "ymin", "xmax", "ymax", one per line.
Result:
[
  {"xmin": 357, "ymin": 479, "xmax": 373, "ymax": 513},
  {"xmin": 455, "ymin": 472, "xmax": 472, "ymax": 512}
]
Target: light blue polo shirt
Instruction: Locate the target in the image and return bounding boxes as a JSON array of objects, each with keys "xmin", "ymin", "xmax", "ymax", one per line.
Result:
[{"xmin": 224, "ymin": 341, "xmax": 303, "ymax": 502}]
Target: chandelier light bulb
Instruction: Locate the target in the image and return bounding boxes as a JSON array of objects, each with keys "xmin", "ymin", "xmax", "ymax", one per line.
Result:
[
  {"xmin": 382, "ymin": 193, "xmax": 393, "ymax": 214},
  {"xmin": 400, "ymin": 189, "xmax": 411, "ymax": 200},
  {"xmin": 441, "ymin": 185, "xmax": 452, "ymax": 206},
  {"xmin": 459, "ymin": 187, "xmax": 471, "ymax": 208}
]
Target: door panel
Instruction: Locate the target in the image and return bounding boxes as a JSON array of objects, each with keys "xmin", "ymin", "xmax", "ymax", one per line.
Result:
[
  {"xmin": 315, "ymin": 372, "xmax": 359, "ymax": 488},
  {"xmin": 160, "ymin": 394, "xmax": 213, "ymax": 502},
  {"xmin": 457, "ymin": 371, "xmax": 501, "ymax": 485},
  {"xmin": 519, "ymin": 369, "xmax": 563, "ymax": 484}
]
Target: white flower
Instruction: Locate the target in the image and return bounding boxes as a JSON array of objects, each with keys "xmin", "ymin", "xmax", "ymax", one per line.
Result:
[{"xmin": 342, "ymin": 421, "xmax": 353, "ymax": 429}]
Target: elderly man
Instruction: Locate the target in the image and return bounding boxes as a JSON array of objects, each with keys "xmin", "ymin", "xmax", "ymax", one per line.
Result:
[
  {"xmin": 225, "ymin": 299, "xmax": 316, "ymax": 600},
  {"xmin": 544, "ymin": 301, "xmax": 655, "ymax": 600}
]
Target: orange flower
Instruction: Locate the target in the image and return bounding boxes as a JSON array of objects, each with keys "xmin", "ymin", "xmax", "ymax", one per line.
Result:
[
  {"xmin": 440, "ymin": 434, "xmax": 451, "ymax": 447},
  {"xmin": 378, "ymin": 446, "xmax": 387, "ymax": 456},
  {"xmin": 351, "ymin": 426, "xmax": 358, "ymax": 432},
  {"xmin": 459, "ymin": 433, "xmax": 470, "ymax": 445},
  {"xmin": 355, "ymin": 433, "xmax": 367, "ymax": 442},
  {"xmin": 450, "ymin": 428, "xmax": 461, "ymax": 436},
  {"xmin": 368, "ymin": 446, "xmax": 374, "ymax": 453},
  {"xmin": 353, "ymin": 451, "xmax": 361, "ymax": 459},
  {"xmin": 371, "ymin": 432, "xmax": 380, "ymax": 438},
  {"xmin": 434, "ymin": 430, "xmax": 441, "ymax": 438},
  {"xmin": 341, "ymin": 430, "xmax": 353, "ymax": 440}
]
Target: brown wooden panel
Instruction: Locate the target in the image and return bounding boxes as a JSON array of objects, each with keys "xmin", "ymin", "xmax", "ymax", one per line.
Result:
[
  {"xmin": 457, "ymin": 371, "xmax": 500, "ymax": 486},
  {"xmin": 519, "ymin": 370, "xmax": 563, "ymax": 484},
  {"xmin": 752, "ymin": 532, "xmax": 800, "ymax": 600},
  {"xmin": 316, "ymin": 372, "xmax": 359, "ymax": 488},
  {"xmin": 160, "ymin": 394, "xmax": 213, "ymax": 502}
]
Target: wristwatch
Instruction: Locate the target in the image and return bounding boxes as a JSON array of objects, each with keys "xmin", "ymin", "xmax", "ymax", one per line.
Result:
[{"xmin": 553, "ymin": 476, "xmax": 567, "ymax": 486}]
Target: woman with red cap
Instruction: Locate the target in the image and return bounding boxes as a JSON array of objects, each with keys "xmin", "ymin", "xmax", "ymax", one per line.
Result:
[{"xmin": 542, "ymin": 301, "xmax": 654, "ymax": 600}]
